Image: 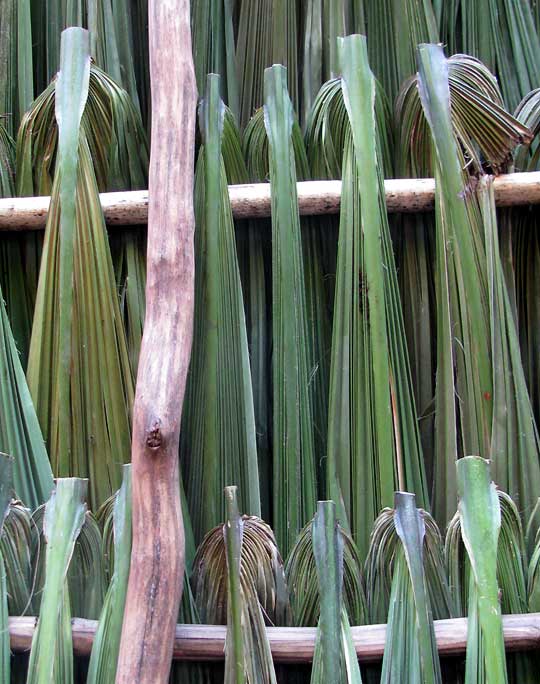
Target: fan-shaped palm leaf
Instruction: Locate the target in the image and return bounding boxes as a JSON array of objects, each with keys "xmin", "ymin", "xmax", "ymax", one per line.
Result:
[
  {"xmin": 27, "ymin": 478, "xmax": 87, "ymax": 684},
  {"xmin": 24, "ymin": 29, "xmax": 134, "ymax": 509},
  {"xmin": 182, "ymin": 74, "xmax": 259, "ymax": 542},
  {"xmin": 285, "ymin": 507, "xmax": 366, "ymax": 627},
  {"xmin": 87, "ymin": 465, "xmax": 131, "ymax": 684},
  {"xmin": 263, "ymin": 64, "xmax": 318, "ymax": 557},
  {"xmin": 308, "ymin": 35, "xmax": 427, "ymax": 560},
  {"xmin": 456, "ymin": 456, "xmax": 507, "ymax": 684}
]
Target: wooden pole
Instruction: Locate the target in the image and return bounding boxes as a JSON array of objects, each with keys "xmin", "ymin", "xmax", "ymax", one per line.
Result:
[
  {"xmin": 1, "ymin": 172, "xmax": 540, "ymax": 230},
  {"xmin": 10, "ymin": 613, "xmax": 540, "ymax": 662},
  {"xmin": 114, "ymin": 0, "xmax": 196, "ymax": 682}
]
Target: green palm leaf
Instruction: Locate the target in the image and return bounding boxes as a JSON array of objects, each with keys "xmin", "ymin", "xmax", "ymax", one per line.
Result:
[
  {"xmin": 1, "ymin": 499, "xmax": 33, "ymax": 615},
  {"xmin": 191, "ymin": 0, "xmax": 239, "ymax": 120},
  {"xmin": 243, "ymin": 104, "xmax": 331, "ymax": 503},
  {"xmin": 408, "ymin": 44, "xmax": 540, "ymax": 530},
  {"xmin": 446, "ymin": 484, "xmax": 536, "ymax": 681},
  {"xmin": 87, "ymin": 465, "xmax": 131, "ymax": 684},
  {"xmin": 192, "ymin": 487, "xmax": 289, "ymax": 683},
  {"xmin": 440, "ymin": 0, "xmax": 540, "ymax": 111},
  {"xmin": 365, "ymin": 0, "xmax": 438, "ymax": 105},
  {"xmin": 285, "ymin": 507, "xmax": 367, "ymax": 627},
  {"xmin": 310, "ymin": 501, "xmax": 363, "ymax": 684},
  {"xmin": 236, "ymin": 1, "xmax": 299, "ymax": 128},
  {"xmin": 25, "ymin": 28, "xmax": 134, "ymax": 510},
  {"xmin": 182, "ymin": 74, "xmax": 260, "ymax": 542},
  {"xmin": 0, "ymin": 0, "xmax": 33, "ymax": 135},
  {"xmin": 27, "ymin": 478, "xmax": 87, "ymax": 684},
  {"xmin": 0, "ymin": 123, "xmax": 53, "ymax": 509},
  {"xmin": 0, "ymin": 454, "xmax": 13, "ymax": 684},
  {"xmin": 316, "ymin": 35, "xmax": 427, "ymax": 560},
  {"xmin": 456, "ymin": 456, "xmax": 507, "ymax": 684},
  {"xmin": 365, "ymin": 500, "xmax": 453, "ymax": 626},
  {"xmin": 380, "ymin": 493, "xmax": 442, "ymax": 684},
  {"xmin": 264, "ymin": 64, "xmax": 317, "ymax": 557}
]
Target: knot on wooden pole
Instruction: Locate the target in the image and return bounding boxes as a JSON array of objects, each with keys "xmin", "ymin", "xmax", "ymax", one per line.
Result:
[{"xmin": 146, "ymin": 419, "xmax": 163, "ymax": 450}]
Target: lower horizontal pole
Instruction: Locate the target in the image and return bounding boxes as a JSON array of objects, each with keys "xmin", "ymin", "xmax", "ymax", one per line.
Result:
[
  {"xmin": 9, "ymin": 612, "xmax": 540, "ymax": 663},
  {"xmin": 0, "ymin": 172, "xmax": 539, "ymax": 231}
]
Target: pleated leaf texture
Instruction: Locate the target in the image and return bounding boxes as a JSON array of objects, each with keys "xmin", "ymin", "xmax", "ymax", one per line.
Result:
[
  {"xmin": 87, "ymin": 465, "xmax": 132, "ymax": 684},
  {"xmin": 243, "ymin": 104, "xmax": 331, "ymax": 525},
  {"xmin": 456, "ymin": 457, "xmax": 508, "ymax": 684},
  {"xmin": 0, "ymin": 497, "xmax": 33, "ymax": 617},
  {"xmin": 365, "ymin": 497, "xmax": 454, "ymax": 627},
  {"xmin": 0, "ymin": 122, "xmax": 34, "ymax": 372},
  {"xmin": 313, "ymin": 34, "xmax": 427, "ymax": 561},
  {"xmin": 406, "ymin": 44, "xmax": 540, "ymax": 531},
  {"xmin": 446, "ymin": 486, "xmax": 536, "ymax": 682},
  {"xmin": 183, "ymin": 74, "xmax": 260, "ymax": 542},
  {"xmin": 235, "ymin": 0, "xmax": 300, "ymax": 129},
  {"xmin": 0, "ymin": 125, "xmax": 53, "ymax": 509},
  {"xmin": 192, "ymin": 487, "xmax": 289, "ymax": 684},
  {"xmin": 309, "ymin": 501, "xmax": 363, "ymax": 684},
  {"xmin": 380, "ymin": 493, "xmax": 443, "ymax": 684},
  {"xmin": 440, "ymin": 0, "xmax": 540, "ymax": 111},
  {"xmin": 0, "ymin": 455, "xmax": 13, "ymax": 684},
  {"xmin": 365, "ymin": 0, "xmax": 439, "ymax": 104},
  {"xmin": 30, "ymin": 499, "xmax": 105, "ymax": 621},
  {"xmin": 26, "ymin": 477, "xmax": 87, "ymax": 684},
  {"xmin": 263, "ymin": 64, "xmax": 317, "ymax": 558},
  {"xmin": 25, "ymin": 28, "xmax": 134, "ymax": 510},
  {"xmin": 285, "ymin": 506, "xmax": 367, "ymax": 628}
]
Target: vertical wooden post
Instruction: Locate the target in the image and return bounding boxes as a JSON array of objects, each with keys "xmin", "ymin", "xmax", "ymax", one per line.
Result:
[{"xmin": 115, "ymin": 0, "xmax": 197, "ymax": 681}]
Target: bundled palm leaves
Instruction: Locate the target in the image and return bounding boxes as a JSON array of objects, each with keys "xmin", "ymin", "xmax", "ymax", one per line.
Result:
[
  {"xmin": 304, "ymin": 35, "xmax": 428, "ymax": 561},
  {"xmin": 0, "ymin": 125, "xmax": 53, "ymax": 509},
  {"xmin": 286, "ymin": 504, "xmax": 367, "ymax": 627},
  {"xmin": 27, "ymin": 477, "xmax": 88, "ymax": 684},
  {"xmin": 263, "ymin": 65, "xmax": 318, "ymax": 557},
  {"xmin": 396, "ymin": 44, "xmax": 540, "ymax": 531},
  {"xmin": 20, "ymin": 29, "xmax": 142, "ymax": 510},
  {"xmin": 4, "ymin": 2, "xmax": 540, "ymax": 683},
  {"xmin": 0, "ymin": 455, "xmax": 13, "ymax": 683},
  {"xmin": 309, "ymin": 501, "xmax": 363, "ymax": 684},
  {"xmin": 192, "ymin": 486, "xmax": 289, "ymax": 683},
  {"xmin": 182, "ymin": 74, "xmax": 260, "ymax": 542},
  {"xmin": 440, "ymin": 0, "xmax": 540, "ymax": 111}
]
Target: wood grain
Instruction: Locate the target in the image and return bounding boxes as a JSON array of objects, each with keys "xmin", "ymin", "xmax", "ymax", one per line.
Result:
[
  {"xmin": 1, "ymin": 173, "xmax": 540, "ymax": 230},
  {"xmin": 114, "ymin": 0, "xmax": 197, "ymax": 682},
  {"xmin": 10, "ymin": 614, "xmax": 540, "ymax": 662}
]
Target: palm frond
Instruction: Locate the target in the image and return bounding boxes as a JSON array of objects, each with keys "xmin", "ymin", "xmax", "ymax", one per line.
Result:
[
  {"xmin": 24, "ymin": 28, "xmax": 134, "ymax": 509},
  {"xmin": 0, "ymin": 454, "xmax": 13, "ymax": 684},
  {"xmin": 191, "ymin": 0, "xmax": 238, "ymax": 120},
  {"xmin": 365, "ymin": 0, "xmax": 438, "ymax": 105},
  {"xmin": 182, "ymin": 74, "xmax": 260, "ymax": 542},
  {"xmin": 440, "ymin": 0, "xmax": 540, "ymax": 111},
  {"xmin": 264, "ymin": 64, "xmax": 317, "ymax": 557},
  {"xmin": 312, "ymin": 35, "xmax": 427, "ymax": 559},
  {"xmin": 236, "ymin": 1, "xmax": 299, "ymax": 128},
  {"xmin": 87, "ymin": 465, "xmax": 131, "ymax": 684},
  {"xmin": 192, "ymin": 487, "xmax": 289, "ymax": 683},
  {"xmin": 456, "ymin": 456, "xmax": 507, "ymax": 684},
  {"xmin": 285, "ymin": 507, "xmax": 366, "ymax": 627},
  {"xmin": 243, "ymin": 104, "xmax": 331, "ymax": 502},
  {"xmin": 1, "ymin": 498, "xmax": 33, "ymax": 615},
  {"xmin": 380, "ymin": 493, "xmax": 442, "ymax": 684},
  {"xmin": 365, "ymin": 500, "xmax": 453, "ymax": 626},
  {"xmin": 407, "ymin": 44, "xmax": 539, "ymax": 528},
  {"xmin": 27, "ymin": 478, "xmax": 87, "ymax": 684},
  {"xmin": 0, "ymin": 0, "xmax": 33, "ymax": 135},
  {"xmin": 310, "ymin": 500, "xmax": 363, "ymax": 684}
]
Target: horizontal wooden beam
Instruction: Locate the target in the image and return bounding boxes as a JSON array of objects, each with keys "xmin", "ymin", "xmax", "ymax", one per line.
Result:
[
  {"xmin": 9, "ymin": 612, "xmax": 540, "ymax": 663},
  {"xmin": 1, "ymin": 172, "xmax": 540, "ymax": 230}
]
